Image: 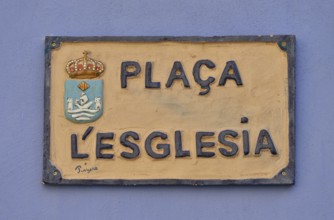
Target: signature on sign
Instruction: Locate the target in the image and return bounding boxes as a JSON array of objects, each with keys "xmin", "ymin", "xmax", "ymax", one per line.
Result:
[{"xmin": 75, "ymin": 164, "xmax": 98, "ymax": 174}]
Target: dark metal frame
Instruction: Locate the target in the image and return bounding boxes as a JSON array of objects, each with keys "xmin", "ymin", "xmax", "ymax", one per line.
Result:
[{"xmin": 43, "ymin": 35, "xmax": 295, "ymax": 185}]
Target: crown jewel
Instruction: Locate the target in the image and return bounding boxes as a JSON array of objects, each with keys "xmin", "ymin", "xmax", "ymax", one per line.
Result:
[{"xmin": 66, "ymin": 51, "xmax": 104, "ymax": 79}]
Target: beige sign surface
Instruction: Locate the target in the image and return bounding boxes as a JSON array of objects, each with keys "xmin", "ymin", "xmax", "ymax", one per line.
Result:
[{"xmin": 43, "ymin": 36, "xmax": 295, "ymax": 185}]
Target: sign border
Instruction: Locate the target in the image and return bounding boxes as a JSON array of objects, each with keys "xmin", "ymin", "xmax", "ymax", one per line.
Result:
[{"xmin": 43, "ymin": 35, "xmax": 295, "ymax": 185}]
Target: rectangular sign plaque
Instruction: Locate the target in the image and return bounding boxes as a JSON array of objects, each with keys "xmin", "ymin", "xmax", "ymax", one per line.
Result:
[{"xmin": 43, "ymin": 36, "xmax": 295, "ymax": 185}]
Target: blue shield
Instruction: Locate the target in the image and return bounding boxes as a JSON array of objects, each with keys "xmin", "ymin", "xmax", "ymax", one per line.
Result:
[{"xmin": 64, "ymin": 80, "xmax": 103, "ymax": 123}]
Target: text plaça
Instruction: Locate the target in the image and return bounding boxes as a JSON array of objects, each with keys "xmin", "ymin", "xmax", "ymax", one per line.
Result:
[
  {"xmin": 71, "ymin": 129, "xmax": 277, "ymax": 159},
  {"xmin": 121, "ymin": 60, "xmax": 243, "ymax": 95}
]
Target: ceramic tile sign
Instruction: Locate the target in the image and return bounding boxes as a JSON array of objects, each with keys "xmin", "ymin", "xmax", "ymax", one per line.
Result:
[{"xmin": 43, "ymin": 36, "xmax": 295, "ymax": 185}]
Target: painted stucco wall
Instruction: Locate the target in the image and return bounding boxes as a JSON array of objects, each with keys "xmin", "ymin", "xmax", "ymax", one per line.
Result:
[{"xmin": 0, "ymin": 0, "xmax": 333, "ymax": 219}]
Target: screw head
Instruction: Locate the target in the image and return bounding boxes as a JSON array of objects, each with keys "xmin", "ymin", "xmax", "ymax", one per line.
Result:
[
  {"xmin": 51, "ymin": 42, "xmax": 57, "ymax": 47},
  {"xmin": 282, "ymin": 171, "xmax": 287, "ymax": 176},
  {"xmin": 53, "ymin": 171, "xmax": 58, "ymax": 176}
]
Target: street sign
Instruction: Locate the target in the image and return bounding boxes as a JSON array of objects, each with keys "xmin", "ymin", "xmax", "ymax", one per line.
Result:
[{"xmin": 43, "ymin": 36, "xmax": 295, "ymax": 185}]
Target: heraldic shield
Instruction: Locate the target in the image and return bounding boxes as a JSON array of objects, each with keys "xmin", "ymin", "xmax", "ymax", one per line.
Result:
[
  {"xmin": 65, "ymin": 80, "xmax": 103, "ymax": 123},
  {"xmin": 64, "ymin": 51, "xmax": 104, "ymax": 123}
]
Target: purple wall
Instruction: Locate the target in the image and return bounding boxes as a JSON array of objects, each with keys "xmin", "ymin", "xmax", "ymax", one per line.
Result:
[{"xmin": 0, "ymin": 0, "xmax": 333, "ymax": 219}]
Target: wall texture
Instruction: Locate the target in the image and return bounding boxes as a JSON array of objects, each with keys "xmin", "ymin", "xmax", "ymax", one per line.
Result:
[{"xmin": 0, "ymin": 0, "xmax": 333, "ymax": 219}]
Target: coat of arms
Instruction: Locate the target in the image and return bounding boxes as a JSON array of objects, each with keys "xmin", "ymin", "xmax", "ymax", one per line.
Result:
[{"xmin": 64, "ymin": 51, "xmax": 104, "ymax": 123}]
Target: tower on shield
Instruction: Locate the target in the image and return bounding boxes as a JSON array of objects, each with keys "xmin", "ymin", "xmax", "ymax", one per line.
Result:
[{"xmin": 64, "ymin": 51, "xmax": 104, "ymax": 123}]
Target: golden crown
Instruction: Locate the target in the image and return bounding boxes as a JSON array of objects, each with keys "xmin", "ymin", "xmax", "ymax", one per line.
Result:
[{"xmin": 66, "ymin": 51, "xmax": 104, "ymax": 79}]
